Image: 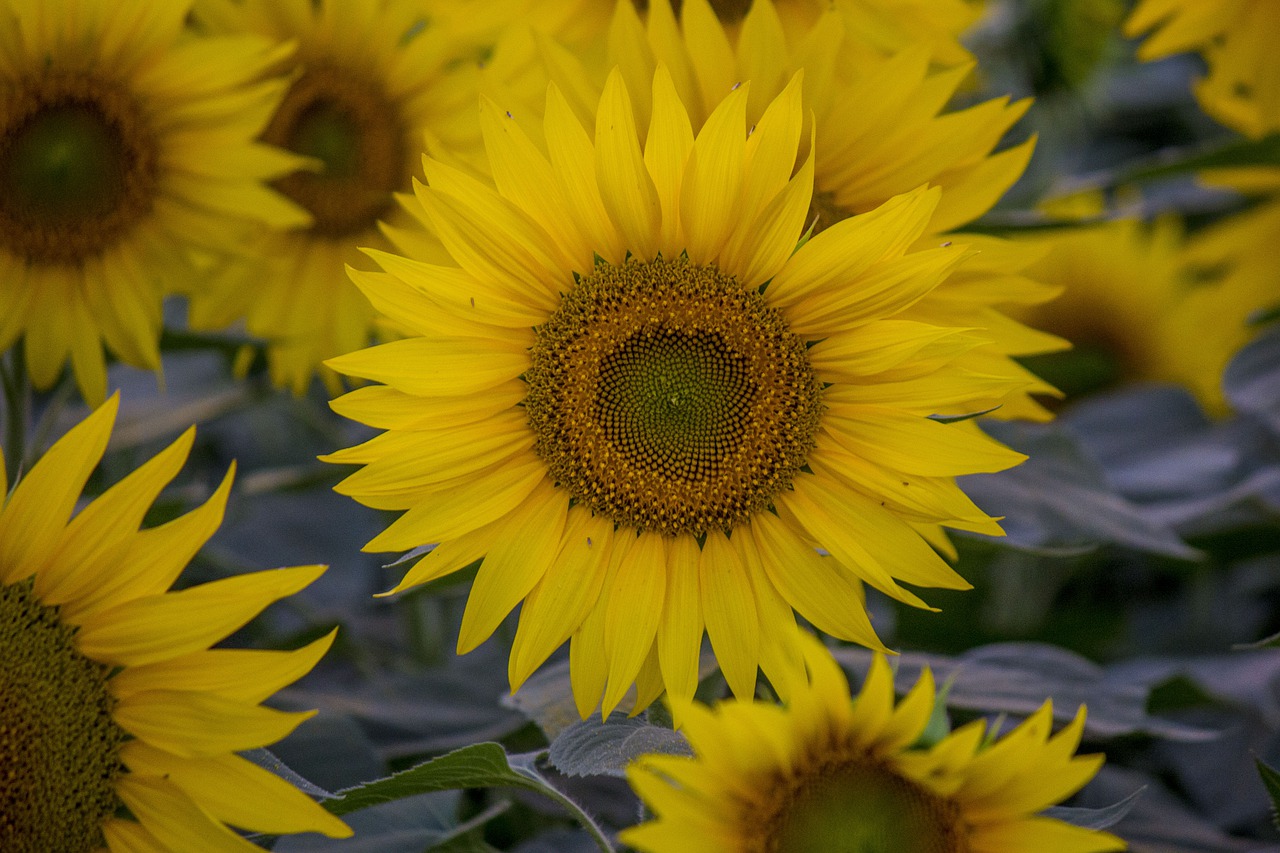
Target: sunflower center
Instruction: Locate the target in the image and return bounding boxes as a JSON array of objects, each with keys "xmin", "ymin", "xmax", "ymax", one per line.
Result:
[
  {"xmin": 525, "ymin": 257, "xmax": 821, "ymax": 536},
  {"xmin": 0, "ymin": 73, "xmax": 158, "ymax": 264},
  {"xmin": 262, "ymin": 63, "xmax": 406, "ymax": 237},
  {"xmin": 761, "ymin": 759, "xmax": 969, "ymax": 853},
  {"xmin": 1, "ymin": 578, "xmax": 126, "ymax": 852}
]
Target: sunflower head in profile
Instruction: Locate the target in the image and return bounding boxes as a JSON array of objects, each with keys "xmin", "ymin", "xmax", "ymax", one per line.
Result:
[
  {"xmin": 0, "ymin": 0, "xmax": 310, "ymax": 403},
  {"xmin": 623, "ymin": 635, "xmax": 1125, "ymax": 853},
  {"xmin": 325, "ymin": 66, "xmax": 1027, "ymax": 718},
  {"xmin": 0, "ymin": 397, "xmax": 350, "ymax": 851},
  {"xmin": 1126, "ymin": 0, "xmax": 1280, "ymax": 139}
]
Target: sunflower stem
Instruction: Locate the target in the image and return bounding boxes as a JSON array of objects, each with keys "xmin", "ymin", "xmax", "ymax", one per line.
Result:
[{"xmin": 1, "ymin": 347, "xmax": 30, "ymax": 490}]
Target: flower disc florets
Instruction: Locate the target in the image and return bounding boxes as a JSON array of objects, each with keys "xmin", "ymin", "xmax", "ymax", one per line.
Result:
[{"xmin": 525, "ymin": 256, "xmax": 822, "ymax": 536}]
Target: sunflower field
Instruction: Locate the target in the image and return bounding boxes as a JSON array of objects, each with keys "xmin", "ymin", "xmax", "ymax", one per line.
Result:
[{"xmin": 3, "ymin": 1, "xmax": 1280, "ymax": 851}]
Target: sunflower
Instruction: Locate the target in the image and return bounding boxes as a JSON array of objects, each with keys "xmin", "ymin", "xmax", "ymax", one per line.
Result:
[
  {"xmin": 0, "ymin": 396, "xmax": 351, "ymax": 851},
  {"xmin": 1125, "ymin": 0, "xmax": 1280, "ymax": 138},
  {"xmin": 0, "ymin": 0, "xmax": 309, "ymax": 404},
  {"xmin": 635, "ymin": 0, "xmax": 981, "ymax": 70},
  {"xmin": 325, "ymin": 67, "xmax": 1027, "ymax": 718},
  {"xmin": 186, "ymin": 0, "xmax": 613, "ymax": 395},
  {"xmin": 622, "ymin": 635, "xmax": 1125, "ymax": 853},
  {"xmin": 1016, "ymin": 213, "xmax": 1270, "ymax": 415},
  {"xmin": 1008, "ymin": 217, "xmax": 1239, "ymax": 412},
  {"xmin": 537, "ymin": 0, "xmax": 1064, "ymax": 422}
]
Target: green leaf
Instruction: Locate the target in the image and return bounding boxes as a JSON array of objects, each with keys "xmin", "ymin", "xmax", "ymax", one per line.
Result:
[
  {"xmin": 548, "ymin": 715, "xmax": 691, "ymax": 778},
  {"xmin": 1235, "ymin": 628, "xmax": 1280, "ymax": 650},
  {"xmin": 1257, "ymin": 759, "xmax": 1280, "ymax": 832},
  {"xmin": 914, "ymin": 676, "xmax": 954, "ymax": 749},
  {"xmin": 321, "ymin": 743, "xmax": 615, "ymax": 852},
  {"xmin": 928, "ymin": 405, "xmax": 1003, "ymax": 425},
  {"xmin": 323, "ymin": 744, "xmax": 543, "ymax": 817},
  {"xmin": 1121, "ymin": 133, "xmax": 1280, "ymax": 184}
]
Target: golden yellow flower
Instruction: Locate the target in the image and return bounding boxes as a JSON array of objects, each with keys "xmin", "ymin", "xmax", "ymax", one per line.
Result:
[
  {"xmin": 0, "ymin": 0, "xmax": 308, "ymax": 403},
  {"xmin": 537, "ymin": 0, "xmax": 1065, "ymax": 422},
  {"xmin": 1017, "ymin": 214, "xmax": 1266, "ymax": 415},
  {"xmin": 186, "ymin": 0, "xmax": 614, "ymax": 395},
  {"xmin": 640, "ymin": 0, "xmax": 981, "ymax": 71},
  {"xmin": 0, "ymin": 396, "xmax": 350, "ymax": 851},
  {"xmin": 325, "ymin": 67, "xmax": 1025, "ymax": 719},
  {"xmin": 623, "ymin": 635, "xmax": 1125, "ymax": 853},
  {"xmin": 1125, "ymin": 0, "xmax": 1280, "ymax": 138}
]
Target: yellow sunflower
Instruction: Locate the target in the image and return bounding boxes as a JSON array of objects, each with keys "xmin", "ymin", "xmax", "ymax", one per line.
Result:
[
  {"xmin": 1016, "ymin": 214, "xmax": 1266, "ymax": 415},
  {"xmin": 186, "ymin": 0, "xmax": 614, "ymax": 395},
  {"xmin": 0, "ymin": 0, "xmax": 308, "ymax": 404},
  {"xmin": 0, "ymin": 396, "xmax": 351, "ymax": 851},
  {"xmin": 537, "ymin": 0, "xmax": 1064, "ymax": 422},
  {"xmin": 325, "ymin": 67, "xmax": 1027, "ymax": 719},
  {"xmin": 623, "ymin": 635, "xmax": 1124, "ymax": 853},
  {"xmin": 638, "ymin": 0, "xmax": 981, "ymax": 70},
  {"xmin": 1125, "ymin": 0, "xmax": 1280, "ymax": 138}
]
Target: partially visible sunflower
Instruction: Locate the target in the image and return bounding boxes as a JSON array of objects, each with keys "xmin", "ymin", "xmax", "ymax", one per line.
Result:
[
  {"xmin": 0, "ymin": 396, "xmax": 350, "ymax": 851},
  {"xmin": 538, "ymin": 0, "xmax": 1064, "ymax": 422},
  {"xmin": 1125, "ymin": 0, "xmax": 1280, "ymax": 138},
  {"xmin": 0, "ymin": 0, "xmax": 309, "ymax": 403},
  {"xmin": 1017, "ymin": 214, "xmax": 1266, "ymax": 415},
  {"xmin": 325, "ymin": 67, "xmax": 1026, "ymax": 718},
  {"xmin": 187, "ymin": 0, "xmax": 614, "ymax": 395},
  {"xmin": 623, "ymin": 634, "xmax": 1124, "ymax": 853},
  {"xmin": 635, "ymin": 0, "xmax": 981, "ymax": 70}
]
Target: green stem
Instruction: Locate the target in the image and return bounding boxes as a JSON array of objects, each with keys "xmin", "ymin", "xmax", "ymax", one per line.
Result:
[
  {"xmin": 1, "ymin": 347, "xmax": 29, "ymax": 490},
  {"xmin": 534, "ymin": 775, "xmax": 616, "ymax": 853}
]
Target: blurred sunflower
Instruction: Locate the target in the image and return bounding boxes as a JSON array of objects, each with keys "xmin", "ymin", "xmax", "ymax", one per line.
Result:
[
  {"xmin": 1125, "ymin": 0, "xmax": 1280, "ymax": 138},
  {"xmin": 0, "ymin": 396, "xmax": 349, "ymax": 851},
  {"xmin": 1017, "ymin": 214, "xmax": 1264, "ymax": 415},
  {"xmin": 0, "ymin": 0, "xmax": 308, "ymax": 403},
  {"xmin": 184, "ymin": 0, "xmax": 462, "ymax": 394},
  {"xmin": 540, "ymin": 0, "xmax": 1064, "ymax": 422},
  {"xmin": 187, "ymin": 0, "xmax": 614, "ymax": 395},
  {"xmin": 325, "ymin": 68, "xmax": 1025, "ymax": 717},
  {"xmin": 623, "ymin": 635, "xmax": 1124, "ymax": 853}
]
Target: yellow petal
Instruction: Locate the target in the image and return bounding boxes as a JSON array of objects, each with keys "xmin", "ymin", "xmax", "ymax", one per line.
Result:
[
  {"xmin": 699, "ymin": 529, "xmax": 758, "ymax": 700},
  {"xmin": 111, "ymin": 629, "xmax": 337, "ymax": 704},
  {"xmin": 120, "ymin": 743, "xmax": 351, "ymax": 838},
  {"xmin": 595, "ymin": 68, "xmax": 662, "ymax": 260},
  {"xmin": 510, "ymin": 507, "xmax": 614, "ymax": 691},
  {"xmin": 114, "ymin": 775, "xmax": 273, "ymax": 852},
  {"xmin": 77, "ymin": 565, "xmax": 326, "ymax": 666},
  {"xmin": 0, "ymin": 394, "xmax": 117, "ymax": 585},
  {"xmin": 113, "ymin": 690, "xmax": 314, "ymax": 758},
  {"xmin": 658, "ymin": 533, "xmax": 703, "ymax": 706},
  {"xmin": 644, "ymin": 63, "xmax": 696, "ymax": 258},
  {"xmin": 457, "ymin": 480, "xmax": 569, "ymax": 654},
  {"xmin": 602, "ymin": 532, "xmax": 667, "ymax": 716},
  {"xmin": 679, "ymin": 81, "xmax": 748, "ymax": 264}
]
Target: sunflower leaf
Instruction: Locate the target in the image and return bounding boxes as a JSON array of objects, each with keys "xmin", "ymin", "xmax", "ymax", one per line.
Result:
[
  {"xmin": 1119, "ymin": 133, "xmax": 1280, "ymax": 184},
  {"xmin": 321, "ymin": 744, "xmax": 616, "ymax": 852},
  {"xmin": 322, "ymin": 743, "xmax": 546, "ymax": 816},
  {"xmin": 548, "ymin": 714, "xmax": 692, "ymax": 778},
  {"xmin": 1043, "ymin": 786, "xmax": 1144, "ymax": 830}
]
